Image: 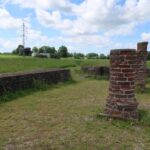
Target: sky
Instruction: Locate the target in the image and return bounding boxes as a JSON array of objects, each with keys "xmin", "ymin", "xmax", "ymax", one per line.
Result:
[{"xmin": 0, "ymin": 0, "xmax": 150, "ymax": 54}]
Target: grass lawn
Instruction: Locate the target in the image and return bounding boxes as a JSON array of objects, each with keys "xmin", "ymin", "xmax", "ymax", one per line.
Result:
[
  {"xmin": 0, "ymin": 55, "xmax": 149, "ymax": 74},
  {"xmin": 0, "ymin": 55, "xmax": 109, "ymax": 73},
  {"xmin": 0, "ymin": 55, "xmax": 150, "ymax": 149}
]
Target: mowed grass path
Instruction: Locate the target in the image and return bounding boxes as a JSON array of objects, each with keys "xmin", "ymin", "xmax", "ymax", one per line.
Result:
[
  {"xmin": 0, "ymin": 55, "xmax": 150, "ymax": 149},
  {"xmin": 0, "ymin": 77, "xmax": 150, "ymax": 149},
  {"xmin": 0, "ymin": 55, "xmax": 149, "ymax": 73},
  {"xmin": 0, "ymin": 55, "xmax": 109, "ymax": 73}
]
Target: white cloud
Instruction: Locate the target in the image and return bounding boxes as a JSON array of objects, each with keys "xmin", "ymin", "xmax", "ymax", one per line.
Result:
[
  {"xmin": 104, "ymin": 23, "xmax": 136, "ymax": 36},
  {"xmin": 0, "ymin": 0, "xmax": 150, "ymax": 53},
  {"xmin": 141, "ymin": 32, "xmax": 150, "ymax": 51},
  {"xmin": 0, "ymin": 37, "xmax": 21, "ymax": 52},
  {"xmin": 123, "ymin": 0, "xmax": 150, "ymax": 22},
  {"xmin": 35, "ymin": 9, "xmax": 72, "ymax": 30},
  {"xmin": 26, "ymin": 28, "xmax": 51, "ymax": 47},
  {"xmin": 141, "ymin": 32, "xmax": 150, "ymax": 41},
  {"xmin": 34, "ymin": 0, "xmax": 150, "ymax": 37},
  {"xmin": 0, "ymin": 28, "xmax": 64, "ymax": 52},
  {"xmin": 0, "ymin": 8, "xmax": 21, "ymax": 29},
  {"xmin": 0, "ymin": 0, "xmax": 10, "ymax": 7},
  {"xmin": 3, "ymin": 0, "xmax": 150, "ymax": 36},
  {"xmin": 8, "ymin": 0, "xmax": 73, "ymax": 12}
]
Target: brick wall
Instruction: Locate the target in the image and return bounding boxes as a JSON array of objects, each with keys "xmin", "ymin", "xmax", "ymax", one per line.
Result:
[
  {"xmin": 0, "ymin": 69, "xmax": 70, "ymax": 95},
  {"xmin": 136, "ymin": 42, "xmax": 148, "ymax": 89},
  {"xmin": 81, "ymin": 66, "xmax": 109, "ymax": 76},
  {"xmin": 81, "ymin": 66, "xmax": 150, "ymax": 78},
  {"xmin": 104, "ymin": 49, "xmax": 139, "ymax": 120}
]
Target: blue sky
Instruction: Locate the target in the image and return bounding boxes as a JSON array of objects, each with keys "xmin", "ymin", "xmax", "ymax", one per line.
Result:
[{"xmin": 0, "ymin": 0, "xmax": 150, "ymax": 54}]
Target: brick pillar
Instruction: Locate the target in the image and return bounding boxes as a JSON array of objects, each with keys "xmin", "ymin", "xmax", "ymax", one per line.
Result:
[
  {"xmin": 105, "ymin": 49, "xmax": 138, "ymax": 120},
  {"xmin": 136, "ymin": 42, "xmax": 148, "ymax": 89}
]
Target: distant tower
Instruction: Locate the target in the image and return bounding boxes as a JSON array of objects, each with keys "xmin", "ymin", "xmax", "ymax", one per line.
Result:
[{"xmin": 22, "ymin": 19, "xmax": 25, "ymax": 48}]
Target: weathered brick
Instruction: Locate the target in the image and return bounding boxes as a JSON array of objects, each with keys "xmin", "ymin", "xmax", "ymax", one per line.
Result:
[
  {"xmin": 136, "ymin": 42, "xmax": 148, "ymax": 89},
  {"xmin": 104, "ymin": 49, "xmax": 138, "ymax": 120},
  {"xmin": 0, "ymin": 69, "xmax": 71, "ymax": 95}
]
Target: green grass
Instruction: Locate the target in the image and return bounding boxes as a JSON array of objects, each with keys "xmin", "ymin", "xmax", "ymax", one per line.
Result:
[
  {"xmin": 0, "ymin": 55, "xmax": 150, "ymax": 149},
  {"xmin": 147, "ymin": 61, "xmax": 150, "ymax": 67},
  {"xmin": 0, "ymin": 55, "xmax": 149, "ymax": 74},
  {"xmin": 0, "ymin": 55, "xmax": 109, "ymax": 73},
  {"xmin": 0, "ymin": 69, "xmax": 150, "ymax": 149}
]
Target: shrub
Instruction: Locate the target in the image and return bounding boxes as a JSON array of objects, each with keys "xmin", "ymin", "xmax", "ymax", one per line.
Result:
[
  {"xmin": 74, "ymin": 53, "xmax": 84, "ymax": 59},
  {"xmin": 86, "ymin": 53, "xmax": 99, "ymax": 59}
]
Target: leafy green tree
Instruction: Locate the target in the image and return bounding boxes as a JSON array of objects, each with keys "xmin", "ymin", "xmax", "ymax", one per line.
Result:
[
  {"xmin": 47, "ymin": 47, "xmax": 56, "ymax": 54},
  {"xmin": 67, "ymin": 53, "xmax": 73, "ymax": 57},
  {"xmin": 58, "ymin": 45, "xmax": 68, "ymax": 58},
  {"xmin": 24, "ymin": 48, "xmax": 32, "ymax": 56},
  {"xmin": 38, "ymin": 46, "xmax": 56, "ymax": 54},
  {"xmin": 147, "ymin": 51, "xmax": 150, "ymax": 60},
  {"xmin": 74, "ymin": 53, "xmax": 84, "ymax": 59},
  {"xmin": 86, "ymin": 53, "xmax": 99, "ymax": 59},
  {"xmin": 107, "ymin": 54, "xmax": 110, "ymax": 59},
  {"xmin": 12, "ymin": 49, "xmax": 18, "ymax": 54},
  {"xmin": 32, "ymin": 46, "xmax": 39, "ymax": 53},
  {"xmin": 18, "ymin": 45, "xmax": 24, "ymax": 55},
  {"xmin": 50, "ymin": 51, "xmax": 60, "ymax": 59},
  {"xmin": 99, "ymin": 53, "xmax": 107, "ymax": 59},
  {"xmin": 12, "ymin": 45, "xmax": 24, "ymax": 55},
  {"xmin": 38, "ymin": 46, "xmax": 46, "ymax": 53}
]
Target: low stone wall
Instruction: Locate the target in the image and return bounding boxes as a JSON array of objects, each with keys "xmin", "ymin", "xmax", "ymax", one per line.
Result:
[
  {"xmin": 136, "ymin": 42, "xmax": 148, "ymax": 89},
  {"xmin": 81, "ymin": 66, "xmax": 150, "ymax": 78},
  {"xmin": 147, "ymin": 68, "xmax": 150, "ymax": 77},
  {"xmin": 0, "ymin": 69, "xmax": 70, "ymax": 95},
  {"xmin": 81, "ymin": 66, "xmax": 109, "ymax": 76}
]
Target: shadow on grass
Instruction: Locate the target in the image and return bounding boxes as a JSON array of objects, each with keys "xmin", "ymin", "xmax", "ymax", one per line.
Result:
[
  {"xmin": 0, "ymin": 79, "xmax": 77, "ymax": 104},
  {"xmin": 139, "ymin": 109, "xmax": 150, "ymax": 126},
  {"xmin": 72, "ymin": 67, "xmax": 109, "ymax": 81},
  {"xmin": 89, "ymin": 75, "xmax": 109, "ymax": 81},
  {"xmin": 97, "ymin": 109, "xmax": 150, "ymax": 129},
  {"xmin": 135, "ymin": 86, "xmax": 150, "ymax": 94},
  {"xmin": 136, "ymin": 77, "xmax": 150, "ymax": 94}
]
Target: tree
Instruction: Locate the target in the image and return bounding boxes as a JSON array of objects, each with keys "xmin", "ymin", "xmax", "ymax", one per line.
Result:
[
  {"xmin": 74, "ymin": 53, "xmax": 84, "ymax": 59},
  {"xmin": 147, "ymin": 51, "xmax": 150, "ymax": 60},
  {"xmin": 58, "ymin": 45, "xmax": 68, "ymax": 58},
  {"xmin": 12, "ymin": 45, "xmax": 24, "ymax": 55},
  {"xmin": 12, "ymin": 49, "xmax": 18, "ymax": 54},
  {"xmin": 47, "ymin": 47, "xmax": 56, "ymax": 54},
  {"xmin": 38, "ymin": 46, "xmax": 45, "ymax": 53},
  {"xmin": 99, "ymin": 53, "xmax": 107, "ymax": 59},
  {"xmin": 68, "ymin": 53, "xmax": 73, "ymax": 57},
  {"xmin": 106, "ymin": 54, "xmax": 110, "ymax": 59},
  {"xmin": 32, "ymin": 46, "xmax": 39, "ymax": 53},
  {"xmin": 38, "ymin": 46, "xmax": 56, "ymax": 54},
  {"xmin": 50, "ymin": 51, "xmax": 60, "ymax": 59},
  {"xmin": 24, "ymin": 48, "xmax": 32, "ymax": 56},
  {"xmin": 86, "ymin": 53, "xmax": 99, "ymax": 59}
]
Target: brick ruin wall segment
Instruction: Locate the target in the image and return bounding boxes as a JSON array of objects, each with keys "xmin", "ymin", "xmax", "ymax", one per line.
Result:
[
  {"xmin": 104, "ymin": 49, "xmax": 139, "ymax": 120},
  {"xmin": 136, "ymin": 42, "xmax": 148, "ymax": 89},
  {"xmin": 0, "ymin": 68, "xmax": 70, "ymax": 95}
]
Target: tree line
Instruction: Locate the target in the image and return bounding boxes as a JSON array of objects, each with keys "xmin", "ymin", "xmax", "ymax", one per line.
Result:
[
  {"xmin": 11, "ymin": 44, "xmax": 150, "ymax": 60},
  {"xmin": 12, "ymin": 44, "xmax": 110, "ymax": 59},
  {"xmin": 12, "ymin": 45, "xmax": 69, "ymax": 58}
]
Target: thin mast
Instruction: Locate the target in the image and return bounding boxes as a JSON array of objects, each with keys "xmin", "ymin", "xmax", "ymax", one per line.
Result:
[{"xmin": 22, "ymin": 20, "xmax": 25, "ymax": 48}]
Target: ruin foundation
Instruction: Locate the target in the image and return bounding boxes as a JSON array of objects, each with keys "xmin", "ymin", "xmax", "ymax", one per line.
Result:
[
  {"xmin": 136, "ymin": 42, "xmax": 148, "ymax": 89},
  {"xmin": 0, "ymin": 68, "xmax": 70, "ymax": 95},
  {"xmin": 104, "ymin": 49, "xmax": 139, "ymax": 120}
]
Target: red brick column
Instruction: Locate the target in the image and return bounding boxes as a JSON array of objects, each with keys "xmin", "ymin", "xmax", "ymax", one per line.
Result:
[
  {"xmin": 136, "ymin": 42, "xmax": 148, "ymax": 89},
  {"xmin": 105, "ymin": 49, "xmax": 138, "ymax": 120}
]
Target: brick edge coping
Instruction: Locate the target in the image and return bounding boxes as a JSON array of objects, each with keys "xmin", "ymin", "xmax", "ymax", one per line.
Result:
[
  {"xmin": 0, "ymin": 68, "xmax": 69, "ymax": 78},
  {"xmin": 110, "ymin": 49, "xmax": 136, "ymax": 55}
]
